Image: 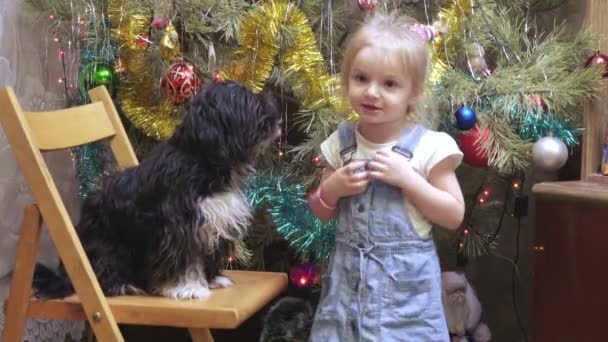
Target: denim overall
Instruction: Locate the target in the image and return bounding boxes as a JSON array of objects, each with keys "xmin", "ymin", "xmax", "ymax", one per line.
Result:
[{"xmin": 310, "ymin": 121, "xmax": 449, "ymax": 342}]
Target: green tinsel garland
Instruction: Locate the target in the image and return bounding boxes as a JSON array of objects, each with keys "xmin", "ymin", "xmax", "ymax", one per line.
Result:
[
  {"xmin": 518, "ymin": 115, "xmax": 582, "ymax": 146},
  {"xmin": 72, "ymin": 143, "xmax": 106, "ymax": 198},
  {"xmin": 71, "ymin": 18, "xmax": 118, "ymax": 198},
  {"xmin": 438, "ymin": 94, "xmax": 583, "ymax": 147},
  {"xmin": 71, "ymin": 47, "xmax": 108, "ymax": 199},
  {"xmin": 247, "ymin": 174, "xmax": 336, "ymax": 262}
]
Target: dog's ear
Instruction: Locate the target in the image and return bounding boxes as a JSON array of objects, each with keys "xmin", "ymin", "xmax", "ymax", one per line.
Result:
[
  {"xmin": 259, "ymin": 89, "xmax": 279, "ymax": 115},
  {"xmin": 256, "ymin": 89, "xmax": 281, "ymax": 135},
  {"xmin": 169, "ymin": 85, "xmax": 226, "ymax": 157}
]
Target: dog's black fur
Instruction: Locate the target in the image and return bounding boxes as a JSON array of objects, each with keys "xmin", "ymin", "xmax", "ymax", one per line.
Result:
[{"xmin": 34, "ymin": 81, "xmax": 281, "ymax": 299}]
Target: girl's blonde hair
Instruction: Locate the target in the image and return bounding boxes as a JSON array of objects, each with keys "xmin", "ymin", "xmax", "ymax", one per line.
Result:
[{"xmin": 341, "ymin": 12, "xmax": 434, "ymax": 125}]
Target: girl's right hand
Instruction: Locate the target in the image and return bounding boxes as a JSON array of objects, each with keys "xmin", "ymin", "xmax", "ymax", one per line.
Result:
[{"xmin": 320, "ymin": 161, "xmax": 370, "ymax": 206}]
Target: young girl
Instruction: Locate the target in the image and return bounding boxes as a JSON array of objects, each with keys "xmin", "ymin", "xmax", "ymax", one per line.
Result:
[{"xmin": 308, "ymin": 13, "xmax": 465, "ymax": 341}]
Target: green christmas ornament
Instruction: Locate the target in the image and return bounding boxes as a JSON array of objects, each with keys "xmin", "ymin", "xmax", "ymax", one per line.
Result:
[{"xmin": 79, "ymin": 62, "xmax": 117, "ymax": 96}]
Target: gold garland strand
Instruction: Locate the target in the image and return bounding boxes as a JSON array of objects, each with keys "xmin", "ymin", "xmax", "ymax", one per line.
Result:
[
  {"xmin": 109, "ymin": 0, "xmax": 179, "ymax": 140},
  {"xmin": 434, "ymin": 0, "xmax": 471, "ymax": 67},
  {"xmin": 109, "ymin": 0, "xmax": 348, "ymax": 139},
  {"xmin": 106, "ymin": 0, "xmax": 455, "ymax": 140},
  {"xmin": 223, "ymin": 0, "xmax": 349, "ymax": 116}
]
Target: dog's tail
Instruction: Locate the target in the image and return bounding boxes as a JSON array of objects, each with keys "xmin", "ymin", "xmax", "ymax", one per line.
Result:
[{"xmin": 32, "ymin": 263, "xmax": 75, "ymax": 299}]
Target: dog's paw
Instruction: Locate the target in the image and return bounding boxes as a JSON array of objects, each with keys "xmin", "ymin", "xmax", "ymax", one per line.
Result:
[
  {"xmin": 162, "ymin": 283, "xmax": 211, "ymax": 300},
  {"xmin": 209, "ymin": 275, "xmax": 234, "ymax": 289}
]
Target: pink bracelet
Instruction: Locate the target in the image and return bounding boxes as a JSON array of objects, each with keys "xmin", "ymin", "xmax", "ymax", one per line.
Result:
[{"xmin": 316, "ymin": 187, "xmax": 336, "ymax": 211}]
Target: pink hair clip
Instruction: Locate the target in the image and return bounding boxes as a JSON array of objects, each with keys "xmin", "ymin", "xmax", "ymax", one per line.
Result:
[{"xmin": 411, "ymin": 24, "xmax": 437, "ymax": 42}]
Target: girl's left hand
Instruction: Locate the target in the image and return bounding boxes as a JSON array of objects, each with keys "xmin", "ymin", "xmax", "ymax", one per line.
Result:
[{"xmin": 368, "ymin": 150, "xmax": 417, "ymax": 190}]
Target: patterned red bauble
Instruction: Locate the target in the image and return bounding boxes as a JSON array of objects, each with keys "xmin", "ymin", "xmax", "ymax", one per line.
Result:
[
  {"xmin": 289, "ymin": 262, "xmax": 320, "ymax": 289},
  {"xmin": 458, "ymin": 125, "xmax": 490, "ymax": 168},
  {"xmin": 358, "ymin": 0, "xmax": 378, "ymax": 14},
  {"xmin": 585, "ymin": 52, "xmax": 608, "ymax": 78},
  {"xmin": 160, "ymin": 61, "xmax": 203, "ymax": 105}
]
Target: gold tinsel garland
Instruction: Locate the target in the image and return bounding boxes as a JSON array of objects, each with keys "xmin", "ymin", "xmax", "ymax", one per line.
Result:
[
  {"xmin": 109, "ymin": 0, "xmax": 180, "ymax": 140},
  {"xmin": 434, "ymin": 0, "xmax": 471, "ymax": 67},
  {"xmin": 223, "ymin": 0, "xmax": 348, "ymax": 115},
  {"xmin": 109, "ymin": 0, "xmax": 348, "ymax": 140}
]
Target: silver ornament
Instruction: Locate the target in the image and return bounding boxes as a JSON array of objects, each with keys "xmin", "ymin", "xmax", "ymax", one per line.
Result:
[{"xmin": 532, "ymin": 136, "xmax": 568, "ymax": 171}]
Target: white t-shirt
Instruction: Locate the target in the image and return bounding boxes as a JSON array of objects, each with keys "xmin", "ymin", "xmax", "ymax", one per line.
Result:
[{"xmin": 320, "ymin": 124, "xmax": 463, "ymax": 238}]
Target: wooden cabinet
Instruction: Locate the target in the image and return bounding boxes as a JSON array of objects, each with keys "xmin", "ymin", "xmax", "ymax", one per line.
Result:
[{"xmin": 532, "ymin": 182, "xmax": 608, "ymax": 341}]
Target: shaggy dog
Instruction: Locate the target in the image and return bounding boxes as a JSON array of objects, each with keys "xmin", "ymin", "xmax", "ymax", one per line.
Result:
[{"xmin": 34, "ymin": 80, "xmax": 281, "ymax": 300}]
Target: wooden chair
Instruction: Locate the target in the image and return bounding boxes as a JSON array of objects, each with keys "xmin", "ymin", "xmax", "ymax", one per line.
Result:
[{"xmin": 0, "ymin": 86, "xmax": 287, "ymax": 342}]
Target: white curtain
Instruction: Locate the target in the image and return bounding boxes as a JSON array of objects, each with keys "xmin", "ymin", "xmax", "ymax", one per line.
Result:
[{"xmin": 0, "ymin": 0, "xmax": 85, "ymax": 340}]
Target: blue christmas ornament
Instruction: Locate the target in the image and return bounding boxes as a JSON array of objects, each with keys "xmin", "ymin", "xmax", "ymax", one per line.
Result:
[{"xmin": 455, "ymin": 106, "xmax": 477, "ymax": 131}]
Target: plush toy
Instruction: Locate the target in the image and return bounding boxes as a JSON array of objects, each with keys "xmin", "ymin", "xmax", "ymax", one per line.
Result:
[
  {"xmin": 260, "ymin": 297, "xmax": 313, "ymax": 342},
  {"xmin": 442, "ymin": 271, "xmax": 492, "ymax": 342}
]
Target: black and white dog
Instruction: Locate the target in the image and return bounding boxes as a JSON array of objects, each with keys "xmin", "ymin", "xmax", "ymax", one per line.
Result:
[{"xmin": 34, "ymin": 80, "xmax": 281, "ymax": 300}]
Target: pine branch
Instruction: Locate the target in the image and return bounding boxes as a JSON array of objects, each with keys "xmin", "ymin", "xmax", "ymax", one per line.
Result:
[{"xmin": 484, "ymin": 116, "xmax": 534, "ymax": 174}]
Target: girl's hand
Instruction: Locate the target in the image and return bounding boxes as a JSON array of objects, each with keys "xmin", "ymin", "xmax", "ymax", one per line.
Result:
[
  {"xmin": 367, "ymin": 150, "xmax": 416, "ymax": 190},
  {"xmin": 321, "ymin": 161, "xmax": 370, "ymax": 205}
]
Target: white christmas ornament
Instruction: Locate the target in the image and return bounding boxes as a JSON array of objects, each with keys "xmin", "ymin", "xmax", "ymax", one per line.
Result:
[{"xmin": 532, "ymin": 136, "xmax": 569, "ymax": 171}]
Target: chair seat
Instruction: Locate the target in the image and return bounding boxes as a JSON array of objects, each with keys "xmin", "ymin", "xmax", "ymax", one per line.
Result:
[{"xmin": 24, "ymin": 270, "xmax": 287, "ymax": 329}]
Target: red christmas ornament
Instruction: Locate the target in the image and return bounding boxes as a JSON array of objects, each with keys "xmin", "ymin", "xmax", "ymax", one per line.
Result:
[
  {"xmin": 530, "ymin": 95, "xmax": 548, "ymax": 111},
  {"xmin": 160, "ymin": 61, "xmax": 203, "ymax": 105},
  {"xmin": 585, "ymin": 52, "xmax": 608, "ymax": 78},
  {"xmin": 358, "ymin": 0, "xmax": 378, "ymax": 14},
  {"xmin": 152, "ymin": 16, "xmax": 169, "ymax": 29},
  {"xmin": 289, "ymin": 262, "xmax": 320, "ymax": 289},
  {"xmin": 458, "ymin": 125, "xmax": 490, "ymax": 168},
  {"xmin": 135, "ymin": 36, "xmax": 151, "ymax": 48}
]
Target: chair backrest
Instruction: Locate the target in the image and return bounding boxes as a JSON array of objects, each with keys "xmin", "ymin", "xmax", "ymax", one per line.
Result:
[
  {"xmin": 0, "ymin": 86, "xmax": 139, "ymax": 228},
  {"xmin": 0, "ymin": 85, "xmax": 138, "ymax": 340}
]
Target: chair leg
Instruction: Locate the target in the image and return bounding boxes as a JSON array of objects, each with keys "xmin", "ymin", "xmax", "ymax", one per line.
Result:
[
  {"xmin": 2, "ymin": 205, "xmax": 43, "ymax": 342},
  {"xmin": 188, "ymin": 328, "xmax": 214, "ymax": 342}
]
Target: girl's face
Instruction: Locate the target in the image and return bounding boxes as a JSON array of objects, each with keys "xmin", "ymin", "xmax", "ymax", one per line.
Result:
[{"xmin": 348, "ymin": 46, "xmax": 414, "ymax": 128}]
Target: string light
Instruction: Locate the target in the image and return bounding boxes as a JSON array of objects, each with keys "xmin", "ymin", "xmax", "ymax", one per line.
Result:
[
  {"xmin": 312, "ymin": 155, "xmax": 321, "ymax": 165},
  {"xmin": 478, "ymin": 187, "xmax": 491, "ymax": 204},
  {"xmin": 278, "ymin": 150, "xmax": 285, "ymax": 158},
  {"xmin": 212, "ymin": 70, "xmax": 222, "ymax": 83}
]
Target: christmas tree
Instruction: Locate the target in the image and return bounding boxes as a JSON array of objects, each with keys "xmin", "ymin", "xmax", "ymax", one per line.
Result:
[{"xmin": 25, "ymin": 0, "xmax": 604, "ymax": 338}]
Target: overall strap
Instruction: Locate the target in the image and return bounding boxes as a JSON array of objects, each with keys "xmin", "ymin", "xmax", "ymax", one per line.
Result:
[
  {"xmin": 392, "ymin": 124, "xmax": 427, "ymax": 159},
  {"xmin": 337, "ymin": 120, "xmax": 357, "ymax": 166}
]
